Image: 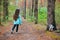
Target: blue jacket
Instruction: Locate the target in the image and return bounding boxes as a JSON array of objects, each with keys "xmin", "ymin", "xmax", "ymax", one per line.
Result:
[{"xmin": 13, "ymin": 15, "xmax": 22, "ymax": 24}]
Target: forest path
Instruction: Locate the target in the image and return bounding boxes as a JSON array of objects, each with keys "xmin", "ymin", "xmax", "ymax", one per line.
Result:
[{"xmin": 0, "ymin": 17, "xmax": 59, "ymax": 40}]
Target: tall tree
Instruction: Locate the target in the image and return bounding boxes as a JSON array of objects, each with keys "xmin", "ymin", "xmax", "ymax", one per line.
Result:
[
  {"xmin": 32, "ymin": 0, "xmax": 35, "ymax": 21},
  {"xmin": 0, "ymin": 0, "xmax": 2, "ymax": 25},
  {"xmin": 34, "ymin": 0, "xmax": 38, "ymax": 24},
  {"xmin": 3, "ymin": 0, "xmax": 9, "ymax": 21},
  {"xmin": 28, "ymin": 0, "xmax": 32, "ymax": 20},
  {"xmin": 44, "ymin": 0, "xmax": 47, "ymax": 7},
  {"xmin": 15, "ymin": 0, "xmax": 18, "ymax": 8},
  {"xmin": 47, "ymin": 0, "xmax": 57, "ymax": 31},
  {"xmin": 28, "ymin": 0, "xmax": 31, "ymax": 15},
  {"xmin": 40, "ymin": 0, "xmax": 44, "ymax": 7},
  {"xmin": 24, "ymin": 0, "xmax": 26, "ymax": 19},
  {"xmin": 32, "ymin": 0, "xmax": 34, "ymax": 13}
]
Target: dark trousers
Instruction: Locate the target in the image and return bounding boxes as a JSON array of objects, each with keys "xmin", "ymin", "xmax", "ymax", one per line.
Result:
[{"xmin": 12, "ymin": 24, "xmax": 19, "ymax": 32}]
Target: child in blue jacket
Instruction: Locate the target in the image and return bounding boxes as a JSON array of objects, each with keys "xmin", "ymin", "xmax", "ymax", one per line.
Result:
[{"xmin": 11, "ymin": 9, "xmax": 22, "ymax": 34}]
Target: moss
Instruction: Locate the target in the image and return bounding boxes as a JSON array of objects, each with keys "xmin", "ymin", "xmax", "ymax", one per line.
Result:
[{"xmin": 46, "ymin": 31, "xmax": 60, "ymax": 39}]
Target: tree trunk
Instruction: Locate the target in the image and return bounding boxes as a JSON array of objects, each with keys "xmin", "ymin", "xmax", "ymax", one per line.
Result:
[
  {"xmin": 28, "ymin": 0, "xmax": 31, "ymax": 16},
  {"xmin": 31, "ymin": 0, "xmax": 34, "ymax": 21},
  {"xmin": 34, "ymin": 0, "xmax": 38, "ymax": 24},
  {"xmin": 3, "ymin": 0, "xmax": 9, "ymax": 21},
  {"xmin": 32, "ymin": 0, "xmax": 34, "ymax": 13},
  {"xmin": 24, "ymin": 0, "xmax": 26, "ymax": 19},
  {"xmin": 47, "ymin": 0, "xmax": 57, "ymax": 31},
  {"xmin": 28, "ymin": 0, "xmax": 32, "ymax": 21},
  {"xmin": 44, "ymin": 0, "xmax": 47, "ymax": 7},
  {"xmin": 40, "ymin": 0, "xmax": 44, "ymax": 7},
  {"xmin": 0, "ymin": 0, "xmax": 2, "ymax": 25}
]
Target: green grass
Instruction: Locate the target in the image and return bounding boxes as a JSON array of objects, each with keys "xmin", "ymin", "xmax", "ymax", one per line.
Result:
[
  {"xmin": 8, "ymin": 5, "xmax": 17, "ymax": 21},
  {"xmin": 46, "ymin": 31, "xmax": 60, "ymax": 39},
  {"xmin": 38, "ymin": 7, "xmax": 47, "ymax": 24},
  {"xmin": 26, "ymin": 9, "xmax": 35, "ymax": 22},
  {"xmin": 26, "ymin": 7, "xmax": 47, "ymax": 25}
]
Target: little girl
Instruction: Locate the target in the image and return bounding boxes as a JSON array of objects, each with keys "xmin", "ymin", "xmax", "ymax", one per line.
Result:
[{"xmin": 11, "ymin": 9, "xmax": 22, "ymax": 34}]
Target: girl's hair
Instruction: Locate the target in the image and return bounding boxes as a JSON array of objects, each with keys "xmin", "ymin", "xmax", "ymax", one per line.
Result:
[{"xmin": 13, "ymin": 9, "xmax": 20, "ymax": 21}]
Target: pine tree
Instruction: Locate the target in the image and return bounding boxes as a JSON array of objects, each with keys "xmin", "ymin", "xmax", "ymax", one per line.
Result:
[
  {"xmin": 47, "ymin": 0, "xmax": 57, "ymax": 31},
  {"xmin": 3, "ymin": 0, "xmax": 9, "ymax": 21},
  {"xmin": 24, "ymin": 0, "xmax": 26, "ymax": 19},
  {"xmin": 34, "ymin": 0, "xmax": 38, "ymax": 24}
]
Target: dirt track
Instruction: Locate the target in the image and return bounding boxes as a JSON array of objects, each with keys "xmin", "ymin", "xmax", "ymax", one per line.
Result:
[{"xmin": 0, "ymin": 18, "xmax": 59, "ymax": 40}]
